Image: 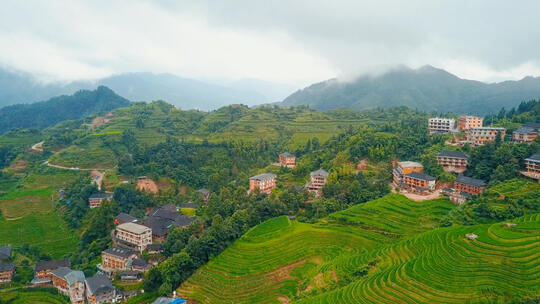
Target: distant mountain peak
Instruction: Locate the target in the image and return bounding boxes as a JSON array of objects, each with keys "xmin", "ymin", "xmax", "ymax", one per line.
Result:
[{"xmin": 282, "ymin": 65, "xmax": 540, "ymax": 115}]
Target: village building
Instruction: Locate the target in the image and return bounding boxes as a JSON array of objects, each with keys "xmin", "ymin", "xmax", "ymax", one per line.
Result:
[
  {"xmin": 454, "ymin": 176, "xmax": 486, "ymax": 195},
  {"xmin": 512, "ymin": 123, "xmax": 540, "ymax": 143},
  {"xmin": 130, "ymin": 258, "xmax": 151, "ymax": 272},
  {"xmin": 114, "ymin": 222, "xmax": 152, "ymax": 252},
  {"xmin": 85, "ymin": 274, "xmax": 116, "ymax": 304},
  {"xmin": 198, "ymin": 188, "xmax": 210, "ymax": 202},
  {"xmin": 466, "ymin": 127, "xmax": 506, "ymax": 145},
  {"xmin": 458, "ymin": 115, "xmax": 483, "ymax": 131},
  {"xmin": 119, "ymin": 270, "xmax": 142, "ymax": 283},
  {"xmin": 428, "ymin": 117, "xmax": 456, "ymax": 134},
  {"xmin": 402, "ymin": 172, "xmax": 436, "ymax": 193},
  {"xmin": 522, "ymin": 153, "xmax": 540, "ymax": 181},
  {"xmin": 0, "ymin": 263, "xmax": 15, "ymax": 283},
  {"xmin": 392, "ymin": 161, "xmax": 424, "ymax": 186},
  {"xmin": 279, "ymin": 152, "xmax": 296, "ymax": 168},
  {"xmin": 442, "ymin": 188, "xmax": 471, "ymax": 205},
  {"xmin": 146, "ymin": 244, "xmax": 163, "ymax": 255},
  {"xmin": 437, "ymin": 151, "xmax": 469, "ymax": 173},
  {"xmin": 51, "ymin": 267, "xmax": 86, "ymax": 304},
  {"xmin": 88, "ymin": 192, "xmax": 113, "ymax": 209},
  {"xmin": 32, "ymin": 259, "xmax": 71, "ymax": 285},
  {"xmin": 101, "ymin": 247, "xmax": 138, "ymax": 272},
  {"xmin": 249, "ymin": 173, "xmax": 277, "ymax": 194},
  {"xmin": 115, "ymin": 213, "xmax": 139, "ymax": 225},
  {"xmin": 143, "ymin": 204, "xmax": 196, "ymax": 242},
  {"xmin": 0, "ymin": 246, "xmax": 11, "ymax": 260},
  {"xmin": 466, "ymin": 233, "xmax": 478, "ymax": 240},
  {"xmin": 305, "ymin": 169, "xmax": 329, "ymax": 196}
]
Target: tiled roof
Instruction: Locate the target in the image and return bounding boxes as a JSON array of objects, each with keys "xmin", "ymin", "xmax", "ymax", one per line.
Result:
[
  {"xmin": 437, "ymin": 151, "xmax": 469, "ymax": 159},
  {"xmin": 455, "ymin": 176, "xmax": 486, "ymax": 187},
  {"xmin": 85, "ymin": 274, "xmax": 114, "ymax": 296},
  {"xmin": 513, "ymin": 127, "xmax": 538, "ymax": 134},
  {"xmin": 0, "ymin": 246, "xmax": 11, "ymax": 260},
  {"xmin": 405, "ymin": 172, "xmax": 435, "ymax": 181},
  {"xmin": 250, "ymin": 173, "xmax": 277, "ymax": 181},
  {"xmin": 526, "ymin": 153, "xmax": 540, "ymax": 162},
  {"xmin": 146, "ymin": 244, "xmax": 163, "ymax": 252},
  {"xmin": 310, "ymin": 169, "xmax": 329, "ymax": 177},
  {"xmin": 89, "ymin": 192, "xmax": 114, "ymax": 200},
  {"xmin": 279, "ymin": 152, "xmax": 295, "ymax": 158},
  {"xmin": 198, "ymin": 188, "xmax": 210, "ymax": 196},
  {"xmin": 116, "ymin": 213, "xmax": 138, "ymax": 224},
  {"xmin": 35, "ymin": 259, "xmax": 70, "ymax": 272},
  {"xmin": 103, "ymin": 247, "xmax": 136, "ymax": 259},
  {"xmin": 0, "ymin": 262, "xmax": 15, "ymax": 272}
]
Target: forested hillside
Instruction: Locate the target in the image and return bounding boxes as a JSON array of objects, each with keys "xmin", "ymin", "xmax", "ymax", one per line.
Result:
[
  {"xmin": 0, "ymin": 86, "xmax": 130, "ymax": 134},
  {"xmin": 282, "ymin": 65, "xmax": 540, "ymax": 115},
  {"xmin": 1, "ymin": 100, "xmax": 539, "ymax": 303}
]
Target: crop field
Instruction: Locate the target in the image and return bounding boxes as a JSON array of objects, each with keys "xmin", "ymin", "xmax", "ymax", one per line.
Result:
[
  {"xmin": 0, "ymin": 289, "xmax": 69, "ymax": 304},
  {"xmin": 179, "ymin": 194, "xmax": 540, "ymax": 303},
  {"xmin": 487, "ymin": 178, "xmax": 540, "ymax": 197},
  {"xmin": 178, "ymin": 194, "xmax": 458, "ymax": 303},
  {"xmin": 49, "ymin": 145, "xmax": 117, "ymax": 169},
  {"xmin": 0, "ymin": 212, "xmax": 79, "ymax": 258}
]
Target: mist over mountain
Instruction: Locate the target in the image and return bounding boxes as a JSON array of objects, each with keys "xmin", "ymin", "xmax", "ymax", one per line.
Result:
[
  {"xmin": 282, "ymin": 65, "xmax": 540, "ymax": 115},
  {"xmin": 0, "ymin": 68, "xmax": 286, "ymax": 110}
]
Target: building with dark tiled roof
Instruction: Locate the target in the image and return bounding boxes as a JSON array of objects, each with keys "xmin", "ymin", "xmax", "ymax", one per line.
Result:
[
  {"xmin": 249, "ymin": 173, "xmax": 277, "ymax": 194},
  {"xmin": 32, "ymin": 259, "xmax": 71, "ymax": 285},
  {"xmin": 115, "ymin": 213, "xmax": 139, "ymax": 225},
  {"xmin": 101, "ymin": 247, "xmax": 138, "ymax": 272},
  {"xmin": 306, "ymin": 169, "xmax": 329, "ymax": 196},
  {"xmin": 513, "ymin": 123, "xmax": 540, "ymax": 143},
  {"xmin": 522, "ymin": 153, "xmax": 540, "ymax": 180},
  {"xmin": 454, "ymin": 176, "xmax": 486, "ymax": 195},
  {"xmin": 85, "ymin": 274, "xmax": 116, "ymax": 304},
  {"xmin": 143, "ymin": 205, "xmax": 197, "ymax": 242},
  {"xmin": 279, "ymin": 152, "xmax": 296, "ymax": 168},
  {"xmin": 130, "ymin": 258, "xmax": 151, "ymax": 272},
  {"xmin": 89, "ymin": 192, "xmax": 113, "ymax": 209},
  {"xmin": 146, "ymin": 244, "xmax": 163, "ymax": 254},
  {"xmin": 402, "ymin": 172, "xmax": 436, "ymax": 192},
  {"xmin": 437, "ymin": 151, "xmax": 469, "ymax": 173},
  {"xmin": 51, "ymin": 267, "xmax": 86, "ymax": 304},
  {"xmin": 0, "ymin": 262, "xmax": 15, "ymax": 283},
  {"xmin": 0, "ymin": 246, "xmax": 11, "ymax": 260}
]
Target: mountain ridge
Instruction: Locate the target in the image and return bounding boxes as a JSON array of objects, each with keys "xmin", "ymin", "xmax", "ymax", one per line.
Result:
[{"xmin": 282, "ymin": 65, "xmax": 540, "ymax": 115}]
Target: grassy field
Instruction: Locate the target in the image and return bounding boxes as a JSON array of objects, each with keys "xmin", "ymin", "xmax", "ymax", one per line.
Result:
[
  {"xmin": 0, "ymin": 289, "xmax": 69, "ymax": 303},
  {"xmin": 48, "ymin": 145, "xmax": 117, "ymax": 169},
  {"xmin": 178, "ymin": 194, "xmax": 458, "ymax": 303},
  {"xmin": 0, "ymin": 212, "xmax": 79, "ymax": 258},
  {"xmin": 179, "ymin": 194, "xmax": 540, "ymax": 303}
]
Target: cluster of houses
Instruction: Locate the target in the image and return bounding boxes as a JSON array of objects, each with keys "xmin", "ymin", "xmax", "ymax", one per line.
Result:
[
  {"xmin": 392, "ymin": 150, "xmax": 487, "ymax": 204},
  {"xmin": 249, "ymin": 152, "xmax": 329, "ymax": 197},
  {"xmin": 429, "ymin": 115, "xmax": 540, "ymax": 147},
  {"xmin": 0, "ymin": 255, "xmax": 119, "ymax": 304},
  {"xmin": 429, "ymin": 115, "xmax": 508, "ymax": 146},
  {"xmin": 0, "ymin": 202, "xmax": 198, "ymax": 303}
]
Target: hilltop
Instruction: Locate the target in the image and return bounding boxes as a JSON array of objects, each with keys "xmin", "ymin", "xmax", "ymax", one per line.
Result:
[
  {"xmin": 282, "ymin": 65, "xmax": 540, "ymax": 115},
  {"xmin": 0, "ymin": 86, "xmax": 130, "ymax": 134}
]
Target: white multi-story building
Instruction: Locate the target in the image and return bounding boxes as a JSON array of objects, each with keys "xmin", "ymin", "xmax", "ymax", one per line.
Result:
[
  {"xmin": 428, "ymin": 117, "xmax": 456, "ymax": 134},
  {"xmin": 115, "ymin": 223, "xmax": 152, "ymax": 252}
]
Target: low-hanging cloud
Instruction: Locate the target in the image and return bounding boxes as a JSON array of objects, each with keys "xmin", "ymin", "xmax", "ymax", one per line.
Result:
[{"xmin": 1, "ymin": 0, "xmax": 540, "ymax": 85}]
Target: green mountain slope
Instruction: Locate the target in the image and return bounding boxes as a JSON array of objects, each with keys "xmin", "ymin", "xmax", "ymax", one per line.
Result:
[
  {"xmin": 179, "ymin": 192, "xmax": 540, "ymax": 303},
  {"xmin": 0, "ymin": 86, "xmax": 130, "ymax": 134},
  {"xmin": 282, "ymin": 65, "xmax": 540, "ymax": 115}
]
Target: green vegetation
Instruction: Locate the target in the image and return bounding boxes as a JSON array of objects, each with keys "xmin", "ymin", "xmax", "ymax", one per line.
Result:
[
  {"xmin": 0, "ymin": 288, "xmax": 69, "ymax": 303},
  {"xmin": 48, "ymin": 145, "xmax": 117, "ymax": 169},
  {"xmin": 0, "ymin": 86, "xmax": 130, "ymax": 134},
  {"xmin": 179, "ymin": 194, "xmax": 540, "ymax": 303}
]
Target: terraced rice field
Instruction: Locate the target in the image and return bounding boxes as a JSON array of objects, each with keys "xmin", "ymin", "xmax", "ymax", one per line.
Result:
[
  {"xmin": 0, "ymin": 289, "xmax": 69, "ymax": 303},
  {"xmin": 179, "ymin": 194, "xmax": 460, "ymax": 303},
  {"xmin": 300, "ymin": 214, "xmax": 540, "ymax": 304}
]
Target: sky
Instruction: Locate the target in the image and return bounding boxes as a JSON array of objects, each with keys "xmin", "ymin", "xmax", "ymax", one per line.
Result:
[{"xmin": 1, "ymin": 0, "xmax": 540, "ymax": 86}]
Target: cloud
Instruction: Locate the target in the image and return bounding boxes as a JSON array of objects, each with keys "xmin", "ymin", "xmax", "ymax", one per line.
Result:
[{"xmin": 1, "ymin": 0, "xmax": 540, "ymax": 84}]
